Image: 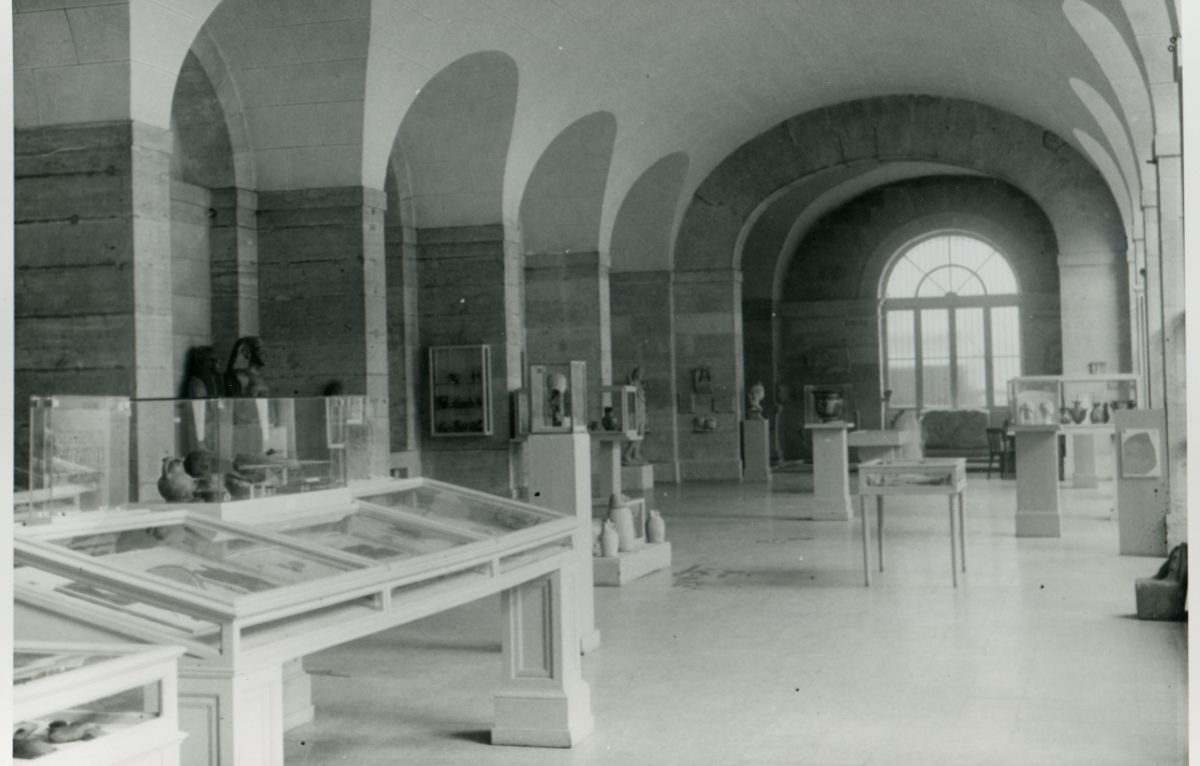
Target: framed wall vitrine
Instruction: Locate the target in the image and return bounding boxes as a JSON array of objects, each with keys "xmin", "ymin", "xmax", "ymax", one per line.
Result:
[
  {"xmin": 429, "ymin": 345, "xmax": 493, "ymax": 437},
  {"xmin": 528, "ymin": 361, "xmax": 587, "ymax": 433}
]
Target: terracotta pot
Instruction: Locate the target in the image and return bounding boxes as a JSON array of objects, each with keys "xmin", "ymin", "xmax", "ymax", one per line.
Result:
[{"xmin": 814, "ymin": 391, "xmax": 845, "ymax": 422}]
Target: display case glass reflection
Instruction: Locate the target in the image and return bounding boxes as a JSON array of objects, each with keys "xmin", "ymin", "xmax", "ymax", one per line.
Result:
[
  {"xmin": 528, "ymin": 361, "xmax": 587, "ymax": 433},
  {"xmin": 22, "ymin": 396, "xmax": 132, "ymax": 519},
  {"xmin": 133, "ymin": 396, "xmax": 358, "ymax": 504},
  {"xmin": 588, "ymin": 385, "xmax": 644, "ymax": 441},
  {"xmin": 13, "ymin": 641, "xmax": 183, "ymax": 763},
  {"xmin": 30, "ymin": 518, "xmax": 361, "ymax": 598},
  {"xmin": 263, "ymin": 507, "xmax": 471, "ymax": 562},
  {"xmin": 1007, "ymin": 374, "xmax": 1140, "ymax": 426},
  {"xmin": 357, "ymin": 482, "xmax": 559, "ymax": 538}
]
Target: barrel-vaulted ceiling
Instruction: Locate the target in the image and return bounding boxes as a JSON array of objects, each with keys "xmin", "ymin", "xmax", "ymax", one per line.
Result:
[{"xmin": 14, "ymin": 0, "xmax": 1179, "ymax": 270}]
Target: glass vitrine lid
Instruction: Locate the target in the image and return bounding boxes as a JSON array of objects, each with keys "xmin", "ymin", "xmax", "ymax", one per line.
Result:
[
  {"xmin": 357, "ymin": 482, "xmax": 559, "ymax": 538},
  {"xmin": 46, "ymin": 522, "xmax": 358, "ymax": 597},
  {"xmin": 14, "ymin": 649, "xmax": 110, "ymax": 685},
  {"xmin": 269, "ymin": 508, "xmax": 467, "ymax": 561}
]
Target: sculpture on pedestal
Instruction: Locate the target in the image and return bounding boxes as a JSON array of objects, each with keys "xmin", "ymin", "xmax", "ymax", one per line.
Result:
[
  {"xmin": 622, "ymin": 366, "xmax": 647, "ymax": 465},
  {"xmin": 747, "ymin": 381, "xmax": 765, "ymax": 420},
  {"xmin": 224, "ymin": 336, "xmax": 268, "ymax": 397}
]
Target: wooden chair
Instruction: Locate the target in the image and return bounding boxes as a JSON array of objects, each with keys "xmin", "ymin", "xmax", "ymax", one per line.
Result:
[{"xmin": 985, "ymin": 427, "xmax": 1014, "ymax": 479}]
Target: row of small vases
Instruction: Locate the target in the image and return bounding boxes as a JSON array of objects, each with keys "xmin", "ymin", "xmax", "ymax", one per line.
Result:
[{"xmin": 597, "ymin": 503, "xmax": 666, "ymax": 557}]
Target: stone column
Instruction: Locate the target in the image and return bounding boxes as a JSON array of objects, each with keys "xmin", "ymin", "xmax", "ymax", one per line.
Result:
[
  {"xmin": 209, "ymin": 187, "xmax": 260, "ymax": 357},
  {"xmin": 14, "ymin": 121, "xmax": 175, "ymax": 485},
  {"xmin": 415, "ymin": 225, "xmax": 521, "ymax": 496},
  {"xmin": 255, "ymin": 187, "xmax": 390, "ymax": 478},
  {"xmin": 1155, "ymin": 149, "xmax": 1186, "ymax": 547},
  {"xmin": 610, "ymin": 270, "xmax": 679, "ymax": 483},
  {"xmin": 673, "ymin": 269, "xmax": 743, "ymax": 481},
  {"xmin": 525, "ymin": 252, "xmax": 611, "ymax": 387}
]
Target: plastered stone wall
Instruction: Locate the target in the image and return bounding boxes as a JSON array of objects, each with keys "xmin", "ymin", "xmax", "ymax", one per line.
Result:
[
  {"xmin": 255, "ymin": 186, "xmax": 391, "ymax": 478},
  {"xmin": 170, "ymin": 179, "xmax": 213, "ymax": 394},
  {"xmin": 673, "ymin": 269, "xmax": 744, "ymax": 481},
  {"xmin": 525, "ymin": 252, "xmax": 611, "ymax": 386},
  {"xmin": 414, "ymin": 225, "xmax": 520, "ymax": 496},
  {"xmin": 610, "ymin": 271, "xmax": 680, "ymax": 482},
  {"xmin": 767, "ymin": 177, "xmax": 1065, "ymax": 461}
]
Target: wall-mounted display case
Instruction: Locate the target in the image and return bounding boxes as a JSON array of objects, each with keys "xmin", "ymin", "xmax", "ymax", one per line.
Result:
[
  {"xmin": 528, "ymin": 361, "xmax": 587, "ymax": 433},
  {"xmin": 132, "ymin": 396, "xmax": 364, "ymax": 504},
  {"xmin": 13, "ymin": 641, "xmax": 185, "ymax": 764},
  {"xmin": 803, "ymin": 384, "xmax": 855, "ymax": 425},
  {"xmin": 1008, "ymin": 374, "xmax": 1140, "ymax": 426},
  {"xmin": 21, "ymin": 396, "xmax": 132, "ymax": 520},
  {"xmin": 429, "ymin": 345, "xmax": 493, "ymax": 437},
  {"xmin": 588, "ymin": 385, "xmax": 644, "ymax": 441}
]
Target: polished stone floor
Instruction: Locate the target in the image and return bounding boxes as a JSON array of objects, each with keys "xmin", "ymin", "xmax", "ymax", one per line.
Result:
[{"xmin": 285, "ymin": 476, "xmax": 1188, "ymax": 765}]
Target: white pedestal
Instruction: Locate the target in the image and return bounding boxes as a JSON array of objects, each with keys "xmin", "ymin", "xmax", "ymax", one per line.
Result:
[
  {"xmin": 1069, "ymin": 431, "xmax": 1099, "ymax": 488},
  {"xmin": 179, "ymin": 663, "xmax": 284, "ymax": 766},
  {"xmin": 526, "ymin": 432, "xmax": 601, "ymax": 654},
  {"xmin": 593, "ymin": 436, "xmax": 622, "ymax": 502},
  {"xmin": 281, "ymin": 657, "xmax": 314, "ymax": 730},
  {"xmin": 593, "ymin": 542, "xmax": 672, "ymax": 586},
  {"xmin": 804, "ymin": 422, "xmax": 853, "ymax": 520},
  {"xmin": 1114, "ymin": 410, "xmax": 1169, "ymax": 556},
  {"xmin": 493, "ymin": 566, "xmax": 594, "ymax": 747},
  {"xmin": 1014, "ymin": 426, "xmax": 1062, "ymax": 537},
  {"xmin": 742, "ymin": 419, "xmax": 772, "ymax": 482},
  {"xmin": 621, "ymin": 463, "xmax": 655, "ymax": 491}
]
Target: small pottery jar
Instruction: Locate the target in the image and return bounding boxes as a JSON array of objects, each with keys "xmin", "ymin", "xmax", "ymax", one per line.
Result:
[
  {"xmin": 1059, "ymin": 407, "xmax": 1073, "ymax": 425},
  {"xmin": 608, "ymin": 501, "xmax": 637, "ymax": 552},
  {"xmin": 647, "ymin": 510, "xmax": 666, "ymax": 543},
  {"xmin": 1089, "ymin": 402, "xmax": 1106, "ymax": 424},
  {"xmin": 600, "ymin": 520, "xmax": 620, "ymax": 557},
  {"xmin": 1070, "ymin": 399, "xmax": 1088, "ymax": 424},
  {"xmin": 1101, "ymin": 402, "xmax": 1111, "ymax": 423}
]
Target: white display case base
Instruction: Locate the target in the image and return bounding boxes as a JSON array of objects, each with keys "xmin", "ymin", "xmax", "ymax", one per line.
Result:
[
  {"xmin": 593, "ymin": 542, "xmax": 672, "ymax": 586},
  {"xmin": 621, "ymin": 463, "xmax": 655, "ymax": 491},
  {"xmin": 492, "ymin": 679, "xmax": 594, "ymax": 747},
  {"xmin": 281, "ymin": 658, "xmax": 314, "ymax": 730}
]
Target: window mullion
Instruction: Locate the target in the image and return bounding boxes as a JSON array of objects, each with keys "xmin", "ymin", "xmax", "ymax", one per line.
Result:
[
  {"xmin": 983, "ymin": 306, "xmax": 994, "ymax": 409},
  {"xmin": 914, "ymin": 309, "xmax": 924, "ymax": 410},
  {"xmin": 948, "ymin": 307, "xmax": 958, "ymax": 408}
]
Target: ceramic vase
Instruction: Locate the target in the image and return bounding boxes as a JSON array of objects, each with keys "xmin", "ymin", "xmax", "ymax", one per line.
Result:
[
  {"xmin": 600, "ymin": 520, "xmax": 620, "ymax": 557},
  {"xmin": 1059, "ymin": 407, "xmax": 1073, "ymax": 425},
  {"xmin": 814, "ymin": 391, "xmax": 845, "ymax": 422},
  {"xmin": 609, "ymin": 502, "xmax": 637, "ymax": 552},
  {"xmin": 1101, "ymin": 402, "xmax": 1111, "ymax": 423},
  {"xmin": 1089, "ymin": 402, "xmax": 1105, "ymax": 424},
  {"xmin": 1070, "ymin": 400, "xmax": 1088, "ymax": 424},
  {"xmin": 647, "ymin": 510, "xmax": 666, "ymax": 543}
]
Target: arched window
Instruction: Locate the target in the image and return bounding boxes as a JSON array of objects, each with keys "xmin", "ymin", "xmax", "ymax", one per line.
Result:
[{"xmin": 882, "ymin": 234, "xmax": 1020, "ymax": 410}]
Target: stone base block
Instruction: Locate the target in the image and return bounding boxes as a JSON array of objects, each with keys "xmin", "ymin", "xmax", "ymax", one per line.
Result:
[
  {"xmin": 593, "ymin": 542, "xmax": 672, "ymax": 586},
  {"xmin": 621, "ymin": 463, "xmax": 655, "ymax": 491},
  {"xmin": 1135, "ymin": 577, "xmax": 1186, "ymax": 621},
  {"xmin": 1072, "ymin": 473, "xmax": 1099, "ymax": 489},
  {"xmin": 1016, "ymin": 511, "xmax": 1062, "ymax": 538},
  {"xmin": 492, "ymin": 680, "xmax": 594, "ymax": 748}
]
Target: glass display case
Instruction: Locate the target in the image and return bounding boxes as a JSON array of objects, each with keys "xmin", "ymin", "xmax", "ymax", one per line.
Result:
[
  {"xmin": 132, "ymin": 396, "xmax": 362, "ymax": 504},
  {"xmin": 804, "ymin": 384, "xmax": 855, "ymax": 425},
  {"xmin": 356, "ymin": 480, "xmax": 563, "ymax": 539},
  {"xmin": 429, "ymin": 345, "xmax": 493, "ymax": 436},
  {"xmin": 1008, "ymin": 374, "xmax": 1140, "ymax": 426},
  {"xmin": 859, "ymin": 458, "xmax": 968, "ymax": 494},
  {"xmin": 528, "ymin": 361, "xmax": 588, "ymax": 433},
  {"xmin": 588, "ymin": 385, "xmax": 644, "ymax": 441},
  {"xmin": 21, "ymin": 396, "xmax": 132, "ymax": 520},
  {"xmin": 13, "ymin": 641, "xmax": 185, "ymax": 764}
]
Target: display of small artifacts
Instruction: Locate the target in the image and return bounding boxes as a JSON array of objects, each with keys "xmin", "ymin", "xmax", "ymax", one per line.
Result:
[
  {"xmin": 1009, "ymin": 374, "xmax": 1139, "ymax": 426},
  {"xmin": 224, "ymin": 336, "xmax": 268, "ymax": 397},
  {"xmin": 691, "ymin": 366, "xmax": 713, "ymax": 394},
  {"xmin": 429, "ymin": 345, "xmax": 493, "ymax": 436},
  {"xmin": 693, "ymin": 415, "xmax": 718, "ymax": 432},
  {"xmin": 746, "ymin": 381, "xmax": 766, "ymax": 420},
  {"xmin": 529, "ymin": 361, "xmax": 587, "ymax": 433},
  {"xmin": 859, "ymin": 458, "xmax": 966, "ymax": 491},
  {"xmin": 803, "ymin": 384, "xmax": 854, "ymax": 424}
]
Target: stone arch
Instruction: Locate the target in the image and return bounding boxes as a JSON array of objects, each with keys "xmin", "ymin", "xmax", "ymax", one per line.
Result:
[
  {"xmin": 381, "ymin": 52, "xmax": 520, "ymax": 457},
  {"xmin": 519, "ymin": 112, "xmax": 618, "ymax": 256},
  {"xmin": 610, "ymin": 152, "xmax": 691, "ymax": 273}
]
